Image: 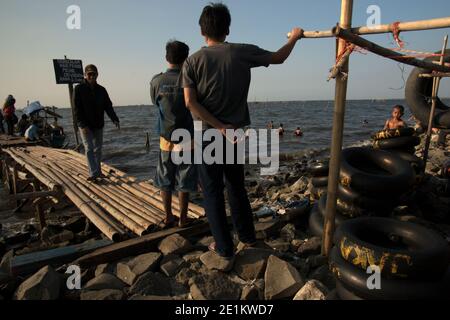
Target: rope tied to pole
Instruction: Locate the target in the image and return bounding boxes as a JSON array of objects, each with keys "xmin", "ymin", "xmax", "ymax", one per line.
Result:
[
  {"xmin": 329, "ymin": 42, "xmax": 366, "ymax": 81},
  {"xmin": 391, "ymin": 21, "xmax": 405, "ymax": 48}
]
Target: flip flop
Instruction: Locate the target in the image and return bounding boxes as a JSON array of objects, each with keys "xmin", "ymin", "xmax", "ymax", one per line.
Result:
[{"xmin": 158, "ymin": 217, "xmax": 177, "ymax": 230}]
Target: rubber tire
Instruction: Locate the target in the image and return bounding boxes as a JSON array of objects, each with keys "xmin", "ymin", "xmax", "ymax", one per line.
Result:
[
  {"xmin": 321, "ymin": 193, "xmax": 393, "ymax": 218},
  {"xmin": 390, "ymin": 150, "xmax": 425, "ymax": 175},
  {"xmin": 374, "ymin": 136, "xmax": 421, "ymax": 150},
  {"xmin": 336, "ymin": 280, "xmax": 364, "ymax": 300},
  {"xmin": 340, "ymin": 147, "xmax": 415, "ymax": 196},
  {"xmin": 372, "ymin": 128, "xmax": 416, "ymax": 141},
  {"xmin": 334, "ymin": 217, "xmax": 449, "ymax": 280},
  {"xmin": 312, "ymin": 176, "xmax": 328, "ymax": 188},
  {"xmin": 318, "ymin": 195, "xmax": 348, "ymax": 224},
  {"xmin": 309, "ymin": 161, "xmax": 329, "ymax": 177},
  {"xmin": 329, "ymin": 247, "xmax": 446, "ymax": 300},
  {"xmin": 308, "ymin": 204, "xmax": 324, "ymax": 238},
  {"xmin": 337, "ymin": 183, "xmax": 395, "ymax": 209},
  {"xmin": 405, "ymin": 49, "xmax": 450, "ymax": 129}
]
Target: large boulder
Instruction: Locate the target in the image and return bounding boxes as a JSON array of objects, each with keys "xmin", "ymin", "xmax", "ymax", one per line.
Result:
[
  {"xmin": 293, "ymin": 280, "xmax": 329, "ymax": 300},
  {"xmin": 116, "ymin": 252, "xmax": 162, "ymax": 285},
  {"xmin": 264, "ymin": 255, "xmax": 304, "ymax": 300},
  {"xmin": 128, "ymin": 272, "xmax": 171, "ymax": 297},
  {"xmin": 158, "ymin": 234, "xmax": 192, "ymax": 256},
  {"xmin": 13, "ymin": 266, "xmax": 61, "ymax": 300},
  {"xmin": 233, "ymin": 248, "xmax": 272, "ymax": 281},
  {"xmin": 84, "ymin": 273, "xmax": 127, "ymax": 291},
  {"xmin": 189, "ymin": 271, "xmax": 241, "ymax": 300},
  {"xmin": 80, "ymin": 289, "xmax": 125, "ymax": 300}
]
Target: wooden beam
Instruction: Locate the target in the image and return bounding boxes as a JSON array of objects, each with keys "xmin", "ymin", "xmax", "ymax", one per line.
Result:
[
  {"xmin": 333, "ymin": 26, "xmax": 450, "ymax": 73},
  {"xmin": 294, "ymin": 17, "xmax": 450, "ymax": 39},
  {"xmin": 10, "ymin": 239, "xmax": 112, "ymax": 276},
  {"xmin": 74, "ymin": 220, "xmax": 210, "ymax": 268}
]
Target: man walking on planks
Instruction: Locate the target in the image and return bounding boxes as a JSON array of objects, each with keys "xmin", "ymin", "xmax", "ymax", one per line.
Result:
[
  {"xmin": 74, "ymin": 64, "xmax": 120, "ymax": 182},
  {"xmin": 181, "ymin": 3, "xmax": 303, "ymax": 263},
  {"xmin": 151, "ymin": 41, "xmax": 197, "ymax": 229}
]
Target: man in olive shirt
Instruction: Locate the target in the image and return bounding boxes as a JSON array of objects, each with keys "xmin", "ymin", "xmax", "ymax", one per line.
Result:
[{"xmin": 181, "ymin": 3, "xmax": 304, "ymax": 260}]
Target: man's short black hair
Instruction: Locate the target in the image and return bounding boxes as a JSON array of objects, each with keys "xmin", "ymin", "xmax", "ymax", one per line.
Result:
[
  {"xmin": 394, "ymin": 105, "xmax": 405, "ymax": 114},
  {"xmin": 166, "ymin": 41, "xmax": 189, "ymax": 65},
  {"xmin": 199, "ymin": 3, "xmax": 231, "ymax": 40}
]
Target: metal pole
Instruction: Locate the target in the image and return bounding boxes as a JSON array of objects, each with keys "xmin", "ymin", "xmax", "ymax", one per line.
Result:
[
  {"xmin": 65, "ymin": 55, "xmax": 80, "ymax": 146},
  {"xmin": 322, "ymin": 0, "xmax": 353, "ymax": 257},
  {"xmin": 423, "ymin": 35, "xmax": 448, "ymax": 168}
]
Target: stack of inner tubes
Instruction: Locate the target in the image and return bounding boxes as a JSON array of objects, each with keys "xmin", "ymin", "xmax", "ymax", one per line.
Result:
[
  {"xmin": 372, "ymin": 127, "xmax": 420, "ymax": 154},
  {"xmin": 309, "ymin": 160, "xmax": 329, "ymax": 197},
  {"xmin": 372, "ymin": 128, "xmax": 424, "ymax": 184},
  {"xmin": 308, "ymin": 147, "xmax": 416, "ymax": 237},
  {"xmin": 329, "ymin": 217, "xmax": 450, "ymax": 300}
]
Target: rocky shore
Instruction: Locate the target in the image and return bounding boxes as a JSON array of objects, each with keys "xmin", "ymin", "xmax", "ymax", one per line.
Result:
[{"xmin": 0, "ymin": 133, "xmax": 449, "ymax": 301}]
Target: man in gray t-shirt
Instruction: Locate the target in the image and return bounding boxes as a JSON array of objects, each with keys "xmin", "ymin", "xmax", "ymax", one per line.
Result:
[{"xmin": 181, "ymin": 3, "xmax": 303, "ymax": 260}]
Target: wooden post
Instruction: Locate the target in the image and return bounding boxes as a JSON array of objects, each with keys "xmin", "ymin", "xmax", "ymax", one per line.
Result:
[
  {"xmin": 322, "ymin": 0, "xmax": 353, "ymax": 257},
  {"xmin": 423, "ymin": 35, "xmax": 448, "ymax": 168},
  {"xmin": 32, "ymin": 181, "xmax": 47, "ymax": 231},
  {"xmin": 12, "ymin": 164, "xmax": 18, "ymax": 208},
  {"xmin": 65, "ymin": 55, "xmax": 80, "ymax": 146}
]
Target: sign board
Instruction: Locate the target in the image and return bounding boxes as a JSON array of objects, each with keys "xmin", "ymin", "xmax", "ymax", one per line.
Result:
[{"xmin": 53, "ymin": 59, "xmax": 84, "ymax": 84}]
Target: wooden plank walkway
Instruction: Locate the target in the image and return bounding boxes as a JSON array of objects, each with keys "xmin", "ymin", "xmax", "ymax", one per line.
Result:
[
  {"xmin": 2, "ymin": 146, "xmax": 205, "ymax": 242},
  {"xmin": 0, "ymin": 134, "xmax": 39, "ymax": 149}
]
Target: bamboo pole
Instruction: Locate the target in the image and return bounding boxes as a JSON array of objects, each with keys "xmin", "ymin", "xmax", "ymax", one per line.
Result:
[
  {"xmin": 322, "ymin": 0, "xmax": 353, "ymax": 257},
  {"xmin": 333, "ymin": 26, "xmax": 450, "ymax": 73},
  {"xmin": 291, "ymin": 17, "xmax": 450, "ymax": 39},
  {"xmin": 13, "ymin": 150, "xmax": 124, "ymax": 241},
  {"xmin": 423, "ymin": 35, "xmax": 448, "ymax": 168},
  {"xmin": 58, "ymin": 160, "xmax": 163, "ymax": 224},
  {"xmin": 419, "ymin": 72, "xmax": 450, "ymax": 78},
  {"xmin": 60, "ymin": 166, "xmax": 152, "ymax": 235}
]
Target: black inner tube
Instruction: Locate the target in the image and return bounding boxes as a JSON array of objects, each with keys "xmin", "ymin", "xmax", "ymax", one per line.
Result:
[{"xmin": 405, "ymin": 49, "xmax": 450, "ymax": 129}]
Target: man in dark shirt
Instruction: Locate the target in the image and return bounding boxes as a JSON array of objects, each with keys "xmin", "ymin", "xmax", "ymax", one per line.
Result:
[
  {"xmin": 74, "ymin": 64, "xmax": 120, "ymax": 181},
  {"xmin": 150, "ymin": 41, "xmax": 197, "ymax": 229},
  {"xmin": 182, "ymin": 3, "xmax": 303, "ymax": 261}
]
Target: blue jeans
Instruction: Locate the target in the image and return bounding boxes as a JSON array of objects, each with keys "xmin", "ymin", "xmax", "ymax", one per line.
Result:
[
  {"xmin": 79, "ymin": 128, "xmax": 103, "ymax": 178},
  {"xmin": 197, "ymin": 138, "xmax": 256, "ymax": 257}
]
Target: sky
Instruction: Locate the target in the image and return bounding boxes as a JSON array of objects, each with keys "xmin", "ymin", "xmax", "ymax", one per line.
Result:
[{"xmin": 0, "ymin": 0, "xmax": 449, "ymax": 108}]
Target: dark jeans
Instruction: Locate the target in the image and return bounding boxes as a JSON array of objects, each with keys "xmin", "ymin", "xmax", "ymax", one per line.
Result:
[
  {"xmin": 5, "ymin": 118, "xmax": 14, "ymax": 136},
  {"xmin": 197, "ymin": 139, "xmax": 256, "ymax": 257}
]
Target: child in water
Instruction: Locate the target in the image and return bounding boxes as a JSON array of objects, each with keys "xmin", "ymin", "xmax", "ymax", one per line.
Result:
[
  {"xmin": 278, "ymin": 123, "xmax": 285, "ymax": 136},
  {"xmin": 294, "ymin": 127, "xmax": 303, "ymax": 137},
  {"xmin": 384, "ymin": 105, "xmax": 406, "ymax": 130}
]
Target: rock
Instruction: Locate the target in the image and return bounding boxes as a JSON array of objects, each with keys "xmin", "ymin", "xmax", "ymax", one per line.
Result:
[
  {"xmin": 182, "ymin": 251, "xmax": 204, "ymax": 263},
  {"xmin": 169, "ymin": 278, "xmax": 189, "ymax": 296},
  {"xmin": 80, "ymin": 289, "xmax": 125, "ymax": 300},
  {"xmin": 189, "ymin": 272, "xmax": 241, "ymax": 300},
  {"xmin": 200, "ymin": 251, "xmax": 235, "ymax": 272},
  {"xmin": 128, "ymin": 294, "xmax": 173, "ymax": 300},
  {"xmin": 293, "ymin": 280, "xmax": 329, "ymax": 300},
  {"xmin": 310, "ymin": 265, "xmax": 336, "ymax": 290},
  {"xmin": 128, "ymin": 272, "xmax": 171, "ymax": 297},
  {"xmin": 160, "ymin": 255, "xmax": 186, "ymax": 277},
  {"xmin": 116, "ymin": 252, "xmax": 162, "ymax": 285},
  {"xmin": 62, "ymin": 216, "xmax": 87, "ymax": 233},
  {"xmin": 290, "ymin": 239, "xmax": 305, "ymax": 252},
  {"xmin": 241, "ymin": 282, "xmax": 264, "ymax": 300},
  {"xmin": 176, "ymin": 268, "xmax": 197, "ymax": 287},
  {"xmin": 0, "ymin": 250, "xmax": 13, "ymax": 274},
  {"xmin": 280, "ymin": 224, "xmax": 297, "ymax": 243},
  {"xmin": 255, "ymin": 220, "xmax": 282, "ymax": 240},
  {"xmin": 297, "ymin": 237, "xmax": 322, "ymax": 256},
  {"xmin": 95, "ymin": 263, "xmax": 117, "ymax": 277},
  {"xmin": 84, "ymin": 273, "xmax": 127, "ymax": 291},
  {"xmin": 306, "ymin": 255, "xmax": 328, "ymax": 268},
  {"xmin": 234, "ymin": 248, "xmax": 272, "ymax": 281},
  {"xmin": 49, "ymin": 230, "xmax": 74, "ymax": 244},
  {"xmin": 290, "ymin": 177, "xmax": 309, "ymax": 193},
  {"xmin": 14, "ymin": 266, "xmax": 61, "ymax": 300},
  {"xmin": 265, "ymin": 239, "xmax": 291, "ymax": 252},
  {"xmin": 158, "ymin": 234, "xmax": 192, "ymax": 256},
  {"xmin": 196, "ymin": 236, "xmax": 215, "ymax": 249},
  {"xmin": 264, "ymin": 255, "xmax": 304, "ymax": 300}
]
